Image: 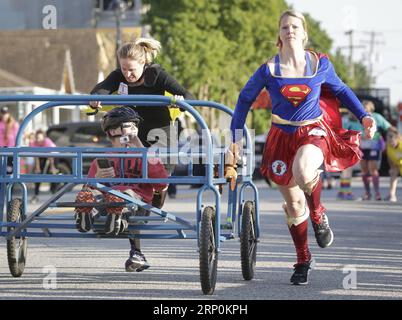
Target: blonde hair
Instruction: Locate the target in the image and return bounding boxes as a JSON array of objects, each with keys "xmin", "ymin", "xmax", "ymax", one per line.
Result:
[
  {"xmin": 362, "ymin": 100, "xmax": 375, "ymax": 113},
  {"xmin": 117, "ymin": 37, "xmax": 161, "ymax": 64},
  {"xmin": 276, "ymin": 10, "xmax": 308, "ymax": 49}
]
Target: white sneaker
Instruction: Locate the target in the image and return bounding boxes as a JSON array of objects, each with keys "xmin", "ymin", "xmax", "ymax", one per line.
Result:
[{"xmin": 387, "ymin": 195, "xmax": 397, "ymax": 202}]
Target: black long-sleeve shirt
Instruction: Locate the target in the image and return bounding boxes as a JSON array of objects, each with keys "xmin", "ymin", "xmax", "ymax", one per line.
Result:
[{"xmin": 90, "ymin": 63, "xmax": 194, "ymax": 144}]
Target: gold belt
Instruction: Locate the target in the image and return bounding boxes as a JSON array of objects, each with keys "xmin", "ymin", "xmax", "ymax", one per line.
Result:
[{"xmin": 271, "ymin": 114, "xmax": 323, "ymax": 126}]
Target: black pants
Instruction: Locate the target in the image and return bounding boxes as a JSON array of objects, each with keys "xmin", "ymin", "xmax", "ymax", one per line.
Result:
[{"xmin": 34, "ymin": 158, "xmax": 57, "ymax": 196}]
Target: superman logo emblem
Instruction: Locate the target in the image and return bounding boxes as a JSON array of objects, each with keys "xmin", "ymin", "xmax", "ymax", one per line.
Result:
[{"xmin": 280, "ymin": 84, "xmax": 312, "ymax": 107}]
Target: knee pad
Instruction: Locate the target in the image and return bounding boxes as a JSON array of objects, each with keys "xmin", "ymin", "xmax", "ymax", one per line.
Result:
[
  {"xmin": 75, "ymin": 190, "xmax": 96, "ymax": 214},
  {"xmin": 298, "ymin": 170, "xmax": 322, "ymax": 195},
  {"xmin": 283, "ymin": 202, "xmax": 309, "ymax": 228},
  {"xmin": 105, "ymin": 193, "xmax": 125, "ymax": 215}
]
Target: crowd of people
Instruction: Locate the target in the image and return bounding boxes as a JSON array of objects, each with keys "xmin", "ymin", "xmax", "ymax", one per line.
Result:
[
  {"xmin": 0, "ymin": 106, "xmax": 58, "ymax": 203},
  {"xmin": 328, "ymin": 100, "xmax": 400, "ymax": 202}
]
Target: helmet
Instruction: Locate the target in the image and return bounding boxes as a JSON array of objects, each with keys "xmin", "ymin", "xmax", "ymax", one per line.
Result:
[{"xmin": 101, "ymin": 107, "xmax": 142, "ymax": 133}]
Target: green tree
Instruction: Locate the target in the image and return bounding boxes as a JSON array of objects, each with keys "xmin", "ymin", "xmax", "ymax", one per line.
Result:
[
  {"xmin": 304, "ymin": 13, "xmax": 333, "ymax": 53},
  {"xmin": 142, "ymin": 0, "xmax": 289, "ymax": 106},
  {"xmin": 142, "ymin": 0, "xmax": 287, "ymax": 131},
  {"xmin": 142, "ymin": 0, "xmax": 230, "ymax": 100},
  {"xmin": 353, "ymin": 61, "xmax": 372, "ymax": 88}
]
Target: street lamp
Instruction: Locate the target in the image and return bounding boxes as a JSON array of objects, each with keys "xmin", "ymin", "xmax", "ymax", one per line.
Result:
[{"xmin": 112, "ymin": 0, "xmax": 128, "ymax": 68}]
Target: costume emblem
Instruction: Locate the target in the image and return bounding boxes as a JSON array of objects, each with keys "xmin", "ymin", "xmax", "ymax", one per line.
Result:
[
  {"xmin": 280, "ymin": 84, "xmax": 312, "ymax": 107},
  {"xmin": 272, "ymin": 160, "xmax": 287, "ymax": 176}
]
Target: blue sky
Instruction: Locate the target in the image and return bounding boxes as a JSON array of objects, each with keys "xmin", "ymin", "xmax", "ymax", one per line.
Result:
[{"xmin": 286, "ymin": 0, "xmax": 402, "ymax": 106}]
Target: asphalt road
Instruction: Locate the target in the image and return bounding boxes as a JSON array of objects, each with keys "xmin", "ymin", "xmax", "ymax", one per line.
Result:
[{"xmin": 0, "ymin": 178, "xmax": 401, "ymax": 300}]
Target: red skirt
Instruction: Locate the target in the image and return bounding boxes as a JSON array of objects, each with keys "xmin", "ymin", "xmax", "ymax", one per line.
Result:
[{"xmin": 260, "ymin": 120, "xmax": 362, "ymax": 186}]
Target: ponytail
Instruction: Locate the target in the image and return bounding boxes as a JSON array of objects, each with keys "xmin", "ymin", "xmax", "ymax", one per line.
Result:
[{"xmin": 117, "ymin": 37, "xmax": 161, "ymax": 64}]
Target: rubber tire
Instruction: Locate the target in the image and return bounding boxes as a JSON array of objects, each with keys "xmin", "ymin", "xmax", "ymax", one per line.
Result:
[
  {"xmin": 199, "ymin": 206, "xmax": 218, "ymax": 295},
  {"xmin": 7, "ymin": 198, "xmax": 28, "ymax": 278},
  {"xmin": 240, "ymin": 201, "xmax": 257, "ymax": 281}
]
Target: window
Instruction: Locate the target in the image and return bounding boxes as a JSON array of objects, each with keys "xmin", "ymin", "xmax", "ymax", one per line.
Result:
[{"xmin": 95, "ymin": 0, "xmax": 135, "ymax": 11}]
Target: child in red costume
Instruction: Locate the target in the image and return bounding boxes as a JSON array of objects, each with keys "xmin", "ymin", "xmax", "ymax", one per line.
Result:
[{"xmin": 75, "ymin": 107, "xmax": 168, "ymax": 272}]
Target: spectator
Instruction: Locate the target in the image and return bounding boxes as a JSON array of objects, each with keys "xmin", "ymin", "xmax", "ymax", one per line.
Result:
[
  {"xmin": 347, "ymin": 101, "xmax": 391, "ymax": 200},
  {"xmin": 385, "ymin": 127, "xmax": 402, "ymax": 202},
  {"xmin": 23, "ymin": 132, "xmax": 35, "ymax": 174},
  {"xmin": 337, "ymin": 112, "xmax": 359, "ymax": 200},
  {"xmin": 0, "ymin": 106, "xmax": 19, "ymax": 173},
  {"xmin": 29, "ymin": 129, "xmax": 57, "ymax": 204}
]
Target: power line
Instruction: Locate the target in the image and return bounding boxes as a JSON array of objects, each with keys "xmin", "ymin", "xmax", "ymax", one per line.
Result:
[
  {"xmin": 338, "ymin": 30, "xmax": 365, "ymax": 80},
  {"xmin": 360, "ymin": 31, "xmax": 386, "ymax": 86}
]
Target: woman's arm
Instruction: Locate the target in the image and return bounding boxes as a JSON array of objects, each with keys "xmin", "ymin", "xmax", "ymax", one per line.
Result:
[
  {"xmin": 324, "ymin": 59, "xmax": 368, "ymax": 122},
  {"xmin": 230, "ymin": 64, "xmax": 268, "ymax": 142},
  {"xmin": 323, "ymin": 58, "xmax": 376, "ymax": 138},
  {"xmin": 224, "ymin": 63, "xmax": 268, "ymax": 187},
  {"xmin": 89, "ymin": 70, "xmax": 122, "ymax": 109},
  {"xmin": 90, "ymin": 70, "xmax": 122, "ymax": 95}
]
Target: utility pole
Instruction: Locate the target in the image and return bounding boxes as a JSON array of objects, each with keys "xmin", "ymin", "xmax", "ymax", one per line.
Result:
[
  {"xmin": 341, "ymin": 30, "xmax": 365, "ymax": 83},
  {"xmin": 113, "ymin": 0, "xmax": 127, "ymax": 68},
  {"xmin": 361, "ymin": 31, "xmax": 385, "ymax": 87},
  {"xmin": 345, "ymin": 30, "xmax": 354, "ymax": 80}
]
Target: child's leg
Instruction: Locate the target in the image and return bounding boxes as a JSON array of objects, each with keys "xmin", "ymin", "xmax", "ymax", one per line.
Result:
[
  {"xmin": 369, "ymin": 159, "xmax": 381, "ymax": 199},
  {"xmin": 124, "ymin": 189, "xmax": 143, "ymax": 250},
  {"xmin": 389, "ymin": 166, "xmax": 399, "ymax": 201},
  {"xmin": 104, "ymin": 193, "xmax": 126, "ymax": 235},
  {"xmin": 361, "ymin": 159, "xmax": 372, "ymax": 198},
  {"xmin": 341, "ymin": 168, "xmax": 354, "ymax": 198},
  {"xmin": 129, "ymin": 236, "xmax": 141, "ymax": 251},
  {"xmin": 74, "ymin": 187, "xmax": 97, "ymax": 232},
  {"xmin": 34, "ymin": 182, "xmax": 41, "ymax": 196},
  {"xmin": 338, "ymin": 167, "xmax": 354, "ymax": 199},
  {"xmin": 126, "ymin": 232, "xmax": 149, "ymax": 272},
  {"xmin": 121, "ymin": 189, "xmax": 150, "ymax": 271}
]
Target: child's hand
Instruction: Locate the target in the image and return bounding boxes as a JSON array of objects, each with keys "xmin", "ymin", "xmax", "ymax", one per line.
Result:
[
  {"xmin": 127, "ymin": 135, "xmax": 144, "ymax": 148},
  {"xmin": 95, "ymin": 167, "xmax": 115, "ymax": 178}
]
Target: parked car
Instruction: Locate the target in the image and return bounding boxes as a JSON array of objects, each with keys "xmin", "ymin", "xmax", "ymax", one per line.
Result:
[{"xmin": 46, "ymin": 121, "xmax": 111, "ymax": 174}]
